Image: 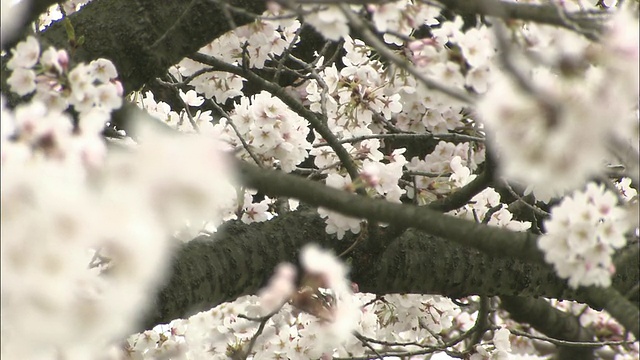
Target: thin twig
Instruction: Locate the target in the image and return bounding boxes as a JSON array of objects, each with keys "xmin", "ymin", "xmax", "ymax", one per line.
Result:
[
  {"xmin": 353, "ymin": 332, "xmax": 385, "ymax": 360},
  {"xmin": 207, "ymin": 98, "xmax": 263, "ymax": 167},
  {"xmin": 313, "ymin": 132, "xmax": 485, "ymax": 148},
  {"xmin": 502, "ymin": 180, "xmax": 550, "ymax": 217},
  {"xmin": 158, "ymin": 75, "xmax": 200, "ymax": 132},
  {"xmin": 237, "ymin": 308, "xmax": 282, "ymax": 359},
  {"xmin": 470, "ymin": 296, "xmax": 491, "ymax": 346},
  {"xmin": 501, "ymin": 326, "xmax": 638, "ymax": 348},
  {"xmin": 405, "ymin": 171, "xmax": 452, "ymax": 178}
]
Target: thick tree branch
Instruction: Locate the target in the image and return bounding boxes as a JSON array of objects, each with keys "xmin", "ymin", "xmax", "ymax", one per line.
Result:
[
  {"xmin": 436, "ymin": 0, "xmax": 610, "ymax": 39},
  {"xmin": 584, "ymin": 286, "xmax": 640, "ymax": 338},
  {"xmin": 142, "ymin": 207, "xmax": 638, "ymax": 336},
  {"xmin": 235, "ymin": 157, "xmax": 544, "ymax": 263},
  {"xmin": 26, "ymin": 0, "xmax": 612, "ymax": 98},
  {"xmin": 140, "ymin": 209, "xmax": 338, "ymax": 331},
  {"xmin": 37, "ymin": 0, "xmax": 266, "ymax": 94},
  {"xmin": 234, "ymin": 159, "xmax": 640, "ymax": 337}
]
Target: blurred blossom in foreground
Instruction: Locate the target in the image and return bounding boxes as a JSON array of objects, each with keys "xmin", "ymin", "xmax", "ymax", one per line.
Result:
[
  {"xmin": 1, "ymin": 99, "xmax": 237, "ymax": 358},
  {"xmin": 257, "ymin": 244, "xmax": 360, "ymax": 357},
  {"xmin": 477, "ymin": 9, "xmax": 639, "ymax": 198},
  {"xmin": 0, "ymin": 0, "xmax": 27, "ymax": 46}
]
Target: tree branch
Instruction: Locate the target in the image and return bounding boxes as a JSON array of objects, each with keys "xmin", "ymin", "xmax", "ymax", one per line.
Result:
[
  {"xmin": 37, "ymin": 0, "xmax": 267, "ymax": 94},
  {"xmin": 235, "ymin": 157, "xmax": 543, "ymax": 263},
  {"xmin": 141, "ymin": 208, "xmax": 613, "ymax": 331},
  {"xmin": 501, "ymin": 296, "xmax": 596, "ymax": 360},
  {"xmin": 234, "ymin": 159, "xmax": 640, "ymax": 337},
  {"xmin": 428, "ymin": 151, "xmax": 495, "ymax": 212},
  {"xmin": 21, "ymin": 0, "xmax": 612, "ymax": 100},
  {"xmin": 140, "ymin": 209, "xmax": 339, "ymax": 331},
  {"xmin": 436, "ymin": 0, "xmax": 610, "ymax": 39}
]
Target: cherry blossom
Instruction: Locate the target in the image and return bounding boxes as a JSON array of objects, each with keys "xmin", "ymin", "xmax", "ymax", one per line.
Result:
[
  {"xmin": 2, "ymin": 2, "xmax": 639, "ymax": 359},
  {"xmin": 1, "ymin": 50, "xmax": 237, "ymax": 359},
  {"xmin": 303, "ymin": 5, "xmax": 349, "ymax": 41},
  {"xmin": 539, "ymin": 183, "xmax": 631, "ymax": 288},
  {"xmin": 6, "ymin": 35, "xmax": 40, "ymax": 70}
]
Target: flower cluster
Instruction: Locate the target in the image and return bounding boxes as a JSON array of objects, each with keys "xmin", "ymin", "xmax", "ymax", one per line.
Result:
[
  {"xmin": 134, "ymin": 90, "xmax": 216, "ymax": 134},
  {"xmin": 470, "ymin": 327, "xmax": 512, "ymax": 360},
  {"xmin": 213, "ymin": 91, "xmax": 312, "ymax": 172},
  {"xmin": 302, "ymin": 4, "xmax": 349, "ymax": 41},
  {"xmin": 2, "ymin": 38, "xmax": 121, "ymax": 173},
  {"xmin": 368, "ymin": 1, "xmax": 439, "ymax": 45},
  {"xmin": 406, "ymin": 141, "xmax": 486, "ymax": 204},
  {"xmin": 7, "ymin": 36, "xmax": 122, "ymax": 116},
  {"xmin": 360, "ymin": 148, "xmax": 408, "ymax": 202},
  {"xmin": 301, "ymin": 30, "xmax": 481, "ymax": 237},
  {"xmin": 120, "ymin": 292, "xmax": 462, "ymax": 359},
  {"xmin": 477, "ymin": 11, "xmax": 639, "ymax": 197},
  {"xmin": 305, "ymin": 37, "xmax": 405, "ymax": 136},
  {"xmin": 317, "ymin": 173, "xmax": 364, "ymax": 239},
  {"xmin": 35, "ymin": 1, "xmax": 93, "ymax": 30},
  {"xmin": 400, "ymin": 19, "xmax": 496, "ymax": 126},
  {"xmin": 374, "ymin": 294, "xmax": 459, "ymax": 346},
  {"xmin": 538, "ymin": 183, "xmax": 631, "ymax": 288},
  {"xmin": 1, "ymin": 94, "xmax": 236, "ymax": 359},
  {"xmin": 294, "ymin": 244, "xmax": 361, "ymax": 354},
  {"xmin": 176, "ymin": 12, "xmax": 301, "ymax": 103},
  {"xmin": 1, "ymin": 99, "xmax": 101, "ymax": 171},
  {"xmin": 60, "ymin": 0, "xmax": 91, "ymax": 15}
]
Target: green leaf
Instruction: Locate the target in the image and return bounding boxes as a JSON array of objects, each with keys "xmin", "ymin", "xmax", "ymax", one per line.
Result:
[{"xmin": 63, "ymin": 18, "xmax": 76, "ymax": 42}]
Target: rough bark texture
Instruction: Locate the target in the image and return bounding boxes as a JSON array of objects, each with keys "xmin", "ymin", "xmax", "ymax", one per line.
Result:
[
  {"xmin": 141, "ymin": 209, "xmax": 336, "ymax": 330},
  {"xmin": 140, "ymin": 209, "xmax": 638, "ymax": 333},
  {"xmin": 37, "ymin": 0, "xmax": 267, "ymax": 93}
]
